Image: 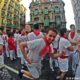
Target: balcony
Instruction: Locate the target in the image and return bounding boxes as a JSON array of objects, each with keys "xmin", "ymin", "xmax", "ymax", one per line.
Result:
[
  {"xmin": 42, "ymin": 8, "xmax": 49, "ymax": 15},
  {"xmin": 7, "ymin": 21, "xmax": 12, "ymax": 27},
  {"xmin": 53, "ymin": 6, "xmax": 60, "ymax": 14},
  {"xmin": 9, "ymin": 1, "xmax": 14, "ymax": 7},
  {"xmin": 2, "ymin": 7, "xmax": 6, "ymax": 10},
  {"xmin": 55, "ymin": 16, "xmax": 61, "ymax": 26}
]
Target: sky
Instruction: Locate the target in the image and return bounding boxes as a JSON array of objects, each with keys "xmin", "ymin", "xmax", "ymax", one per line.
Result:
[{"xmin": 21, "ymin": 0, "xmax": 75, "ymax": 30}]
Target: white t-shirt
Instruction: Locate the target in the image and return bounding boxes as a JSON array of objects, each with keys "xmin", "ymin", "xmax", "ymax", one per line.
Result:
[
  {"xmin": 0, "ymin": 35, "xmax": 4, "ymax": 67},
  {"xmin": 26, "ymin": 38, "xmax": 53, "ymax": 63},
  {"xmin": 75, "ymin": 33, "xmax": 80, "ymax": 51},
  {"xmin": 58, "ymin": 37, "xmax": 71, "ymax": 72},
  {"xmin": 27, "ymin": 32, "xmax": 44, "ymax": 41},
  {"xmin": 68, "ymin": 32, "xmax": 77, "ymax": 51},
  {"xmin": 18, "ymin": 35, "xmax": 27, "ymax": 42},
  {"xmin": 58, "ymin": 37, "xmax": 71, "ymax": 56},
  {"xmin": 52, "ymin": 34, "xmax": 60, "ymax": 49},
  {"xmin": 14, "ymin": 33, "xmax": 20, "ymax": 42}
]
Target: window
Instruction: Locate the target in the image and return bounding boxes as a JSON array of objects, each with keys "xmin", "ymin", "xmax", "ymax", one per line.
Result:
[
  {"xmin": 43, "ymin": 7, "xmax": 48, "ymax": 15},
  {"xmin": 2, "ymin": 19, "xmax": 4, "ymax": 24},
  {"xmin": 34, "ymin": 1, "xmax": 39, "ymax": 5},
  {"xmin": 2, "ymin": 6, "xmax": 6, "ymax": 10},
  {"xmin": 55, "ymin": 16, "xmax": 61, "ymax": 26},
  {"xmin": 44, "ymin": 18, "xmax": 49, "ymax": 27},
  {"xmin": 8, "ymin": 7, "xmax": 12, "ymax": 12},
  {"xmin": 1, "ymin": 10, "xmax": 5, "ymax": 17},
  {"xmin": 54, "ymin": 6, "xmax": 60, "ymax": 14},
  {"xmin": 10, "ymin": 1, "xmax": 13, "ymax": 5},
  {"xmin": 33, "ymin": 9, "xmax": 39, "ymax": 16},
  {"xmin": 7, "ymin": 19, "xmax": 12, "ymax": 26},
  {"xmin": 7, "ymin": 13, "xmax": 12, "ymax": 20}
]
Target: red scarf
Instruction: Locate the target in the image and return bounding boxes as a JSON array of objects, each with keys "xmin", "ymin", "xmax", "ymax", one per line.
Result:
[
  {"xmin": 33, "ymin": 29, "xmax": 40, "ymax": 36},
  {"xmin": 39, "ymin": 37, "xmax": 51, "ymax": 57},
  {"xmin": 70, "ymin": 31, "xmax": 75, "ymax": 39}
]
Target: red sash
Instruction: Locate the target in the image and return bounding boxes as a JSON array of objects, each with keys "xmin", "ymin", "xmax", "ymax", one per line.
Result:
[{"xmin": 59, "ymin": 53, "xmax": 68, "ymax": 59}]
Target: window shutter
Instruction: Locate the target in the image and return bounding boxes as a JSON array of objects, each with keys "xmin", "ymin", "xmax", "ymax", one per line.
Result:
[
  {"xmin": 34, "ymin": 9, "xmax": 39, "ymax": 15},
  {"xmin": 54, "ymin": 6, "xmax": 60, "ymax": 14},
  {"xmin": 44, "ymin": 19, "xmax": 49, "ymax": 27},
  {"xmin": 55, "ymin": 16, "xmax": 61, "ymax": 26},
  {"xmin": 43, "ymin": 9, "xmax": 48, "ymax": 15},
  {"xmin": 34, "ymin": 1, "xmax": 39, "ymax": 5}
]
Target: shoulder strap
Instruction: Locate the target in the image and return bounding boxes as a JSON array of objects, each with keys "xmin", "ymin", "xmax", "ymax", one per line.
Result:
[{"xmin": 57, "ymin": 37, "xmax": 60, "ymax": 50}]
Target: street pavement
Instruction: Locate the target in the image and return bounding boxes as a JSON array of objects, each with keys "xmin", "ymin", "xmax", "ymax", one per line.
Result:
[
  {"xmin": 4, "ymin": 57, "xmax": 32, "ymax": 80},
  {"xmin": 4, "ymin": 56, "xmax": 59, "ymax": 80}
]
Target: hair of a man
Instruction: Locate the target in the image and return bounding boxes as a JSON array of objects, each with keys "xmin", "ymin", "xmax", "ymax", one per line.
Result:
[
  {"xmin": 45, "ymin": 28, "xmax": 57, "ymax": 34},
  {"xmin": 60, "ymin": 27, "xmax": 67, "ymax": 36}
]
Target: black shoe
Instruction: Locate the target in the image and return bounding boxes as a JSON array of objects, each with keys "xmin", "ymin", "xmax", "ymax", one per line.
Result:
[
  {"xmin": 18, "ymin": 70, "xmax": 23, "ymax": 78},
  {"xmin": 22, "ymin": 66, "xmax": 28, "ymax": 70}
]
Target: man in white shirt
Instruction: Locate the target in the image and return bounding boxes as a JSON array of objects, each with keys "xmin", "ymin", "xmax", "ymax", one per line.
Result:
[
  {"xmin": 20, "ymin": 28, "xmax": 63, "ymax": 79},
  {"xmin": 58, "ymin": 28, "xmax": 74, "ymax": 80}
]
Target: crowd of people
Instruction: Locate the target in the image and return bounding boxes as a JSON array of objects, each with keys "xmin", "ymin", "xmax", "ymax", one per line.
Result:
[{"xmin": 0, "ymin": 23, "xmax": 80, "ymax": 80}]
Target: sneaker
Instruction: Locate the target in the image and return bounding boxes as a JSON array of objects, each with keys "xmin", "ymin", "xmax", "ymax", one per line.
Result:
[{"xmin": 18, "ymin": 70, "xmax": 23, "ymax": 78}]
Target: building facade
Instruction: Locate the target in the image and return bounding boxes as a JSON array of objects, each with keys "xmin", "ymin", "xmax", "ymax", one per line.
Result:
[
  {"xmin": 0, "ymin": 0, "xmax": 26, "ymax": 32},
  {"xmin": 20, "ymin": 4, "xmax": 26, "ymax": 28},
  {"xmin": 29, "ymin": 0, "xmax": 66, "ymax": 30},
  {"xmin": 71, "ymin": 0, "xmax": 80, "ymax": 30}
]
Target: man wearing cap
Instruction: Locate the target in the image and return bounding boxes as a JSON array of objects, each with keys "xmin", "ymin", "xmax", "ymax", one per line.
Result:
[{"xmin": 27, "ymin": 22, "xmax": 44, "ymax": 41}]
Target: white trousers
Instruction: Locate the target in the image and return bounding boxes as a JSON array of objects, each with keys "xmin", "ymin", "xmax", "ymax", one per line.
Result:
[{"xmin": 9, "ymin": 50, "xmax": 15, "ymax": 60}]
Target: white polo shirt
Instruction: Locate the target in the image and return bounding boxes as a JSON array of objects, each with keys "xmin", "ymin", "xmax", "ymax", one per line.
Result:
[
  {"xmin": 27, "ymin": 38, "xmax": 53, "ymax": 63},
  {"xmin": 58, "ymin": 37, "xmax": 71, "ymax": 56},
  {"xmin": 27, "ymin": 32, "xmax": 44, "ymax": 41},
  {"xmin": 0, "ymin": 35, "xmax": 4, "ymax": 68}
]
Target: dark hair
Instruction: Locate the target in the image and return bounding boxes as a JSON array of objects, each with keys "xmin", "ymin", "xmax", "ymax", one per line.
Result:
[
  {"xmin": 45, "ymin": 28, "xmax": 57, "ymax": 34},
  {"xmin": 60, "ymin": 27, "xmax": 67, "ymax": 36},
  {"xmin": 70, "ymin": 24, "xmax": 75, "ymax": 29},
  {"xmin": 8, "ymin": 32, "xmax": 14, "ymax": 37},
  {"xmin": 33, "ymin": 22, "xmax": 39, "ymax": 29}
]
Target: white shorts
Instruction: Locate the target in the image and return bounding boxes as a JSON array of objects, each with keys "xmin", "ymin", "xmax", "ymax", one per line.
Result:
[
  {"xmin": 58, "ymin": 58, "xmax": 68, "ymax": 72},
  {"xmin": 75, "ymin": 61, "xmax": 80, "ymax": 79}
]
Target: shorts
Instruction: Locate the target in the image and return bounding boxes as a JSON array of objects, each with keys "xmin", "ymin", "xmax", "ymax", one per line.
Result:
[{"xmin": 58, "ymin": 58, "xmax": 68, "ymax": 72}]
